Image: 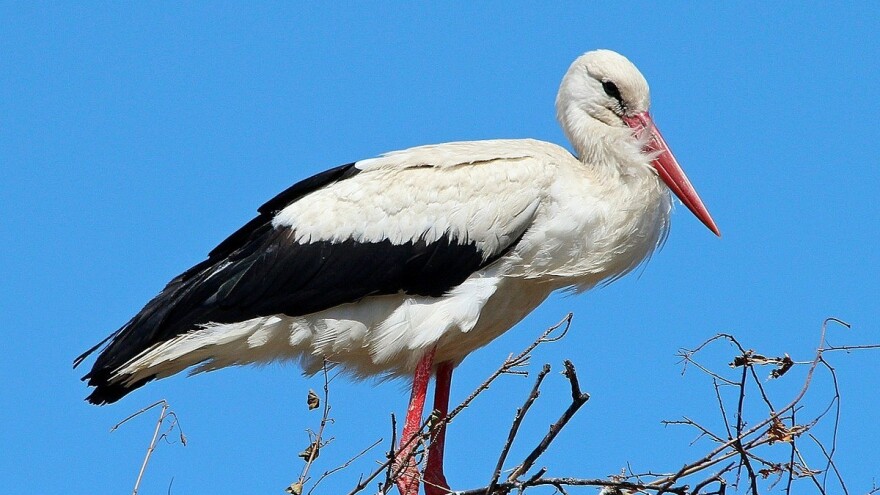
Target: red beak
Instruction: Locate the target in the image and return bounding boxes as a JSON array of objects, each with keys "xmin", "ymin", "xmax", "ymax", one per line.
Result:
[{"xmin": 623, "ymin": 112, "xmax": 720, "ymax": 236}]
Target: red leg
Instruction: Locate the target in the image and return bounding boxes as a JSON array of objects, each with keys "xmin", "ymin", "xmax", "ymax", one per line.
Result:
[
  {"xmin": 395, "ymin": 346, "xmax": 436, "ymax": 495},
  {"xmin": 424, "ymin": 361, "xmax": 453, "ymax": 495}
]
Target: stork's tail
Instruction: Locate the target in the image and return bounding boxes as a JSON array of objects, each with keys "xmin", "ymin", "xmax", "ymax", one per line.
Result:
[{"xmin": 74, "ymin": 328, "xmax": 155, "ymax": 405}]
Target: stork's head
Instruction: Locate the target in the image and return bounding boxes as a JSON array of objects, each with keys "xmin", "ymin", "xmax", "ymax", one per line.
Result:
[{"xmin": 556, "ymin": 49, "xmax": 720, "ymax": 236}]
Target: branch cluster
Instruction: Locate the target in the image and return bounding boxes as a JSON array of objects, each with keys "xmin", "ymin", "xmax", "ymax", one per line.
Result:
[{"xmin": 342, "ymin": 316, "xmax": 871, "ymax": 494}]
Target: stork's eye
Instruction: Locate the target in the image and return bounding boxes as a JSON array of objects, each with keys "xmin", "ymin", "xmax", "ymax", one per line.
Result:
[{"xmin": 602, "ymin": 80, "xmax": 622, "ymax": 102}]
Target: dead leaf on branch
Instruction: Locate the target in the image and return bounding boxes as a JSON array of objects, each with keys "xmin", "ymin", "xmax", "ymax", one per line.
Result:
[
  {"xmin": 770, "ymin": 354, "xmax": 794, "ymax": 379},
  {"xmin": 758, "ymin": 463, "xmax": 785, "ymax": 479},
  {"xmin": 767, "ymin": 417, "xmax": 794, "ymax": 444},
  {"xmin": 299, "ymin": 442, "xmax": 320, "ymax": 461},
  {"xmin": 307, "ymin": 389, "xmax": 320, "ymax": 410},
  {"xmin": 730, "ymin": 351, "xmax": 794, "ymax": 378},
  {"xmin": 793, "ymin": 465, "xmax": 822, "ymax": 478}
]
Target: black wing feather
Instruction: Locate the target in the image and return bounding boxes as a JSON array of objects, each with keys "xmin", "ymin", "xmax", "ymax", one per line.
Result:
[{"xmin": 175, "ymin": 163, "xmax": 361, "ymax": 283}]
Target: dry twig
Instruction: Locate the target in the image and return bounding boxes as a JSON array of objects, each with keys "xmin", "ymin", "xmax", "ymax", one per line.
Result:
[{"xmin": 111, "ymin": 399, "xmax": 185, "ymax": 495}]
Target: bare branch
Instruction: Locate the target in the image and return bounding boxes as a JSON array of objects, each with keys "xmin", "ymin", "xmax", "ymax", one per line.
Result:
[
  {"xmin": 447, "ymin": 313, "xmax": 573, "ymax": 423},
  {"xmin": 291, "ymin": 359, "xmax": 334, "ymax": 493},
  {"xmin": 111, "ymin": 400, "xmax": 185, "ymax": 495},
  {"xmin": 307, "ymin": 438, "xmax": 382, "ymax": 495},
  {"xmin": 486, "ymin": 363, "xmax": 551, "ymax": 494},
  {"xmin": 507, "ymin": 360, "xmax": 590, "ymax": 482}
]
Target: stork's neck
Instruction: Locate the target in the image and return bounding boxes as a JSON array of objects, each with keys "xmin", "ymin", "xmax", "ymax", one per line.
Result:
[{"xmin": 557, "ymin": 104, "xmax": 649, "ymax": 179}]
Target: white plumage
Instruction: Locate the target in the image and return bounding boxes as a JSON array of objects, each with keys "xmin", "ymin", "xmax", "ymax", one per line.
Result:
[
  {"xmin": 78, "ymin": 49, "xmax": 718, "ymax": 495},
  {"xmin": 115, "ymin": 135, "xmax": 670, "ymax": 384}
]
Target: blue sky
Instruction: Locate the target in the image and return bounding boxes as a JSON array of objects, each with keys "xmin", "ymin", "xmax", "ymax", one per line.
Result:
[{"xmin": 2, "ymin": 3, "xmax": 878, "ymax": 494}]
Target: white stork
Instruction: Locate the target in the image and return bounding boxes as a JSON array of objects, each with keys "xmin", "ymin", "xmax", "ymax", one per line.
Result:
[{"xmin": 76, "ymin": 49, "xmax": 718, "ymax": 495}]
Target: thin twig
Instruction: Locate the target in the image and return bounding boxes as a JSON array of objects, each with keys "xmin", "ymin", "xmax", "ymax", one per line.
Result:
[
  {"xmin": 486, "ymin": 364, "xmax": 551, "ymax": 494},
  {"xmin": 455, "ymin": 476, "xmax": 689, "ymax": 495},
  {"xmin": 349, "ymin": 415, "xmax": 433, "ymax": 495},
  {"xmin": 507, "ymin": 360, "xmax": 590, "ymax": 482},
  {"xmin": 296, "ymin": 359, "xmax": 334, "ymax": 490},
  {"xmin": 111, "ymin": 400, "xmax": 184, "ymax": 495},
  {"xmin": 307, "ymin": 438, "xmax": 382, "ymax": 495},
  {"xmin": 447, "ymin": 314, "xmax": 572, "ymax": 423}
]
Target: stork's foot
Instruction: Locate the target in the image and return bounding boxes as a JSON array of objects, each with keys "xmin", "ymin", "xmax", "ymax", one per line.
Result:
[
  {"xmin": 423, "ymin": 425, "xmax": 451, "ymax": 495},
  {"xmin": 423, "ymin": 469, "xmax": 451, "ymax": 495},
  {"xmin": 392, "ymin": 460, "xmax": 450, "ymax": 495}
]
